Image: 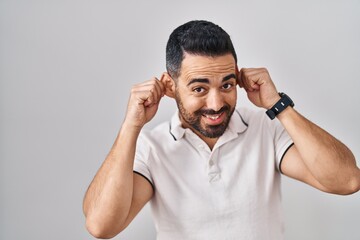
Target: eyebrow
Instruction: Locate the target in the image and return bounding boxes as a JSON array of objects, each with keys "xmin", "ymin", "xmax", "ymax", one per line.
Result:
[
  {"xmin": 223, "ymin": 73, "xmax": 236, "ymax": 82},
  {"xmin": 187, "ymin": 73, "xmax": 236, "ymax": 86}
]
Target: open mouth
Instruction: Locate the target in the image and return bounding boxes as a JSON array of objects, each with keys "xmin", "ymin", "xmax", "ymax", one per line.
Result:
[
  {"xmin": 202, "ymin": 112, "xmax": 225, "ymax": 125},
  {"xmin": 203, "ymin": 113, "xmax": 221, "ymax": 120}
]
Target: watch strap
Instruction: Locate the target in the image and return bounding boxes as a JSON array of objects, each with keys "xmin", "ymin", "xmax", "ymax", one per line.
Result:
[{"xmin": 266, "ymin": 92, "xmax": 294, "ymax": 120}]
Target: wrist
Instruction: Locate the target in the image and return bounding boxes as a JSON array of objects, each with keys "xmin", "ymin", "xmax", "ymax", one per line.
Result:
[
  {"xmin": 121, "ymin": 120, "xmax": 143, "ymax": 135},
  {"xmin": 276, "ymin": 105, "xmax": 294, "ymax": 120},
  {"xmin": 265, "ymin": 95, "xmax": 281, "ymax": 110}
]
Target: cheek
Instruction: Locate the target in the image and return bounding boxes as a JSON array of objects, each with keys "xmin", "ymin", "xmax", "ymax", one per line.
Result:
[
  {"xmin": 182, "ymin": 96, "xmax": 205, "ymax": 113},
  {"xmin": 177, "ymin": 87, "xmax": 205, "ymax": 112},
  {"xmin": 225, "ymin": 90, "xmax": 237, "ymax": 106}
]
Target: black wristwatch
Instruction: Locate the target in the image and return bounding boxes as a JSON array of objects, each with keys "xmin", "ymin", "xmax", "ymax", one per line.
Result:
[{"xmin": 266, "ymin": 92, "xmax": 294, "ymax": 120}]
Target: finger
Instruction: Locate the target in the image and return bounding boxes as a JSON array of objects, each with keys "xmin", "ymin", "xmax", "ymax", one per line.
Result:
[
  {"xmin": 249, "ymin": 83, "xmax": 260, "ymax": 92},
  {"xmin": 145, "ymin": 77, "xmax": 165, "ymax": 100},
  {"xmin": 134, "ymin": 89, "xmax": 157, "ymax": 107},
  {"xmin": 131, "ymin": 82, "xmax": 160, "ymax": 104},
  {"xmin": 158, "ymin": 79, "xmax": 166, "ymax": 97},
  {"xmin": 242, "ymin": 68, "xmax": 270, "ymax": 92},
  {"xmin": 134, "ymin": 81, "xmax": 161, "ymax": 104},
  {"xmin": 159, "ymin": 73, "xmax": 167, "ymax": 96},
  {"xmin": 250, "ymin": 69, "xmax": 271, "ymax": 87},
  {"xmin": 132, "ymin": 77, "xmax": 167, "ymax": 106},
  {"xmin": 147, "ymin": 79, "xmax": 166, "ymax": 105},
  {"xmin": 239, "ymin": 68, "xmax": 253, "ymax": 91},
  {"xmin": 153, "ymin": 78, "xmax": 165, "ymax": 98},
  {"xmin": 242, "ymin": 67, "xmax": 265, "ymax": 75},
  {"xmin": 139, "ymin": 78, "xmax": 161, "ymax": 101},
  {"xmin": 247, "ymin": 74, "xmax": 260, "ymax": 88},
  {"xmin": 148, "ymin": 77, "xmax": 162, "ymax": 100}
]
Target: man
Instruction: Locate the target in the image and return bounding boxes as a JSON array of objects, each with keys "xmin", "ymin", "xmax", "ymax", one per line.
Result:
[{"xmin": 83, "ymin": 20, "xmax": 360, "ymax": 239}]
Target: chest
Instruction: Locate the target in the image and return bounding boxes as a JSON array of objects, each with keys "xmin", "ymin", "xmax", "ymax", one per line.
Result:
[{"xmin": 149, "ymin": 132, "xmax": 279, "ymax": 220}]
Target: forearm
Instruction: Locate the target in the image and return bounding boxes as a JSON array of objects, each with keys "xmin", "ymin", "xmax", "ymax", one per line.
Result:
[
  {"xmin": 278, "ymin": 107, "xmax": 360, "ymax": 193},
  {"xmin": 83, "ymin": 123, "xmax": 141, "ymax": 235}
]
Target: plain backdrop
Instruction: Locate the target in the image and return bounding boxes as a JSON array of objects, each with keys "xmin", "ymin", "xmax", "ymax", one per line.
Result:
[{"xmin": 1, "ymin": 0, "xmax": 359, "ymax": 239}]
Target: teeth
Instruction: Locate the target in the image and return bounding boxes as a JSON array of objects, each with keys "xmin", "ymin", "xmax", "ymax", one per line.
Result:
[{"xmin": 205, "ymin": 114, "xmax": 220, "ymax": 120}]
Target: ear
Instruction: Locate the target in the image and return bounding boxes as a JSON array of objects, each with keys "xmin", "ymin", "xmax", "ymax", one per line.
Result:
[
  {"xmin": 235, "ymin": 65, "xmax": 240, "ymax": 79},
  {"xmin": 160, "ymin": 72, "xmax": 176, "ymax": 98}
]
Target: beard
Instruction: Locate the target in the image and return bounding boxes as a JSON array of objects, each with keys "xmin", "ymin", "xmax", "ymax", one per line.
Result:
[{"xmin": 175, "ymin": 92, "xmax": 235, "ymax": 139}]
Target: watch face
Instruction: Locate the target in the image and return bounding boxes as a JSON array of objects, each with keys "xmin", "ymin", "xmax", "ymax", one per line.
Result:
[{"xmin": 283, "ymin": 93, "xmax": 294, "ymax": 107}]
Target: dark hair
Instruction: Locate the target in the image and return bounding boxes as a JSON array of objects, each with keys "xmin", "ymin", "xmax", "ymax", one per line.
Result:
[{"xmin": 166, "ymin": 20, "xmax": 237, "ymax": 79}]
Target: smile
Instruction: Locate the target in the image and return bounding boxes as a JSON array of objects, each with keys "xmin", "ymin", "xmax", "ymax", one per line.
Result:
[
  {"xmin": 201, "ymin": 112, "xmax": 226, "ymax": 125},
  {"xmin": 203, "ymin": 114, "xmax": 221, "ymax": 120}
]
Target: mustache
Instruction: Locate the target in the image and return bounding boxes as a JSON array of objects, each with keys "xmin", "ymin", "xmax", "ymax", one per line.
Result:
[{"xmin": 195, "ymin": 105, "xmax": 230, "ymax": 115}]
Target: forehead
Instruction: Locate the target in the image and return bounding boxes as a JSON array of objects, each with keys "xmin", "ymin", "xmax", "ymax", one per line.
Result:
[{"xmin": 179, "ymin": 53, "xmax": 236, "ymax": 80}]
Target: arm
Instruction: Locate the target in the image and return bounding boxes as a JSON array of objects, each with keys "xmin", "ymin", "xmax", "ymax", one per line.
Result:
[
  {"xmin": 83, "ymin": 78, "xmax": 165, "ymax": 238},
  {"xmin": 238, "ymin": 67, "xmax": 360, "ymax": 195},
  {"xmin": 278, "ymin": 107, "xmax": 360, "ymax": 195}
]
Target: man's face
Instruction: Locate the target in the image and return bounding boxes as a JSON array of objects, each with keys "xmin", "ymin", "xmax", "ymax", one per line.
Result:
[{"xmin": 174, "ymin": 53, "xmax": 237, "ymax": 139}]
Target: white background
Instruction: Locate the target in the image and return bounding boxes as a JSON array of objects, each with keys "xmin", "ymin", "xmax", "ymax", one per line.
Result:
[{"xmin": 1, "ymin": 0, "xmax": 359, "ymax": 239}]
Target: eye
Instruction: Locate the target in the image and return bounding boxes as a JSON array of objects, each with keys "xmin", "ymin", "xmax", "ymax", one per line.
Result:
[
  {"xmin": 193, "ymin": 87, "xmax": 205, "ymax": 93},
  {"xmin": 222, "ymin": 83, "xmax": 234, "ymax": 90}
]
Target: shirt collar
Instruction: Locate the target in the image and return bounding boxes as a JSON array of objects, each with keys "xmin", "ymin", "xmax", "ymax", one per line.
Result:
[
  {"xmin": 228, "ymin": 109, "xmax": 248, "ymax": 134},
  {"xmin": 169, "ymin": 111, "xmax": 186, "ymax": 140},
  {"xmin": 169, "ymin": 109, "xmax": 248, "ymax": 141}
]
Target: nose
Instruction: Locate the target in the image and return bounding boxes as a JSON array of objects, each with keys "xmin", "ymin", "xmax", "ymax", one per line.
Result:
[{"xmin": 206, "ymin": 90, "xmax": 224, "ymax": 112}]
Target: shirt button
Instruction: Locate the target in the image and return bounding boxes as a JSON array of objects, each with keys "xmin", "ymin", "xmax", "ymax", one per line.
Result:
[{"xmin": 209, "ymin": 160, "xmax": 214, "ymax": 166}]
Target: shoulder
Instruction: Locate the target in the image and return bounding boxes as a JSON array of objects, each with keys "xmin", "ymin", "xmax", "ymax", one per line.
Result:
[
  {"xmin": 236, "ymin": 107, "xmax": 266, "ymax": 125},
  {"xmin": 235, "ymin": 107, "xmax": 283, "ymax": 135},
  {"xmin": 138, "ymin": 120, "xmax": 173, "ymax": 145}
]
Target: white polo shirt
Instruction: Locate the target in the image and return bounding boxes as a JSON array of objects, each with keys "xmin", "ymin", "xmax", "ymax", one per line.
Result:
[{"xmin": 134, "ymin": 107, "xmax": 293, "ymax": 240}]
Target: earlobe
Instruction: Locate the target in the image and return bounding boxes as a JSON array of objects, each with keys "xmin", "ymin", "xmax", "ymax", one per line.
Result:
[{"xmin": 160, "ymin": 72, "xmax": 176, "ymax": 98}]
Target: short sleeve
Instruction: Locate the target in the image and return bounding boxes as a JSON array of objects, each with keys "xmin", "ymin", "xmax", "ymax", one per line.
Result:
[
  {"xmin": 270, "ymin": 118, "xmax": 294, "ymax": 172},
  {"xmin": 133, "ymin": 133, "xmax": 154, "ymax": 187}
]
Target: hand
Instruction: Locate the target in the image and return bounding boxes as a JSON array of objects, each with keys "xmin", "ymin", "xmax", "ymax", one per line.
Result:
[
  {"xmin": 237, "ymin": 68, "xmax": 281, "ymax": 109},
  {"xmin": 124, "ymin": 77, "xmax": 165, "ymax": 129}
]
